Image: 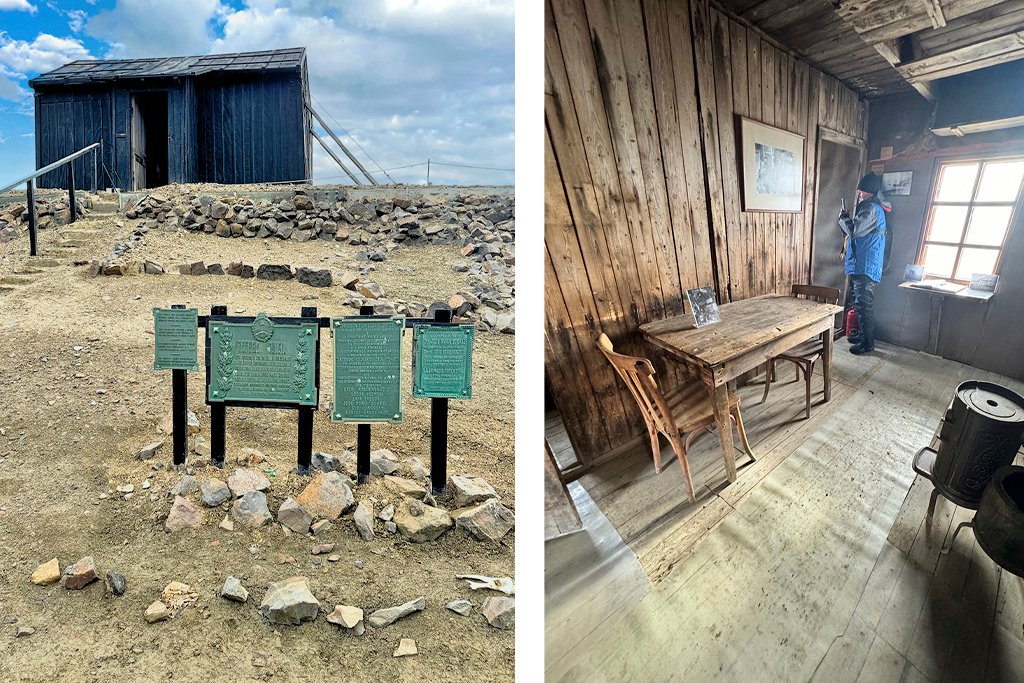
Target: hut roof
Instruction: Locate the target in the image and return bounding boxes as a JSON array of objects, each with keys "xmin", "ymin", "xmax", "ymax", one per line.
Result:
[{"xmin": 30, "ymin": 47, "xmax": 306, "ymax": 87}]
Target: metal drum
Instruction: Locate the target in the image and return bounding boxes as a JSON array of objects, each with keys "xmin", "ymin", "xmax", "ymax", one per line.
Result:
[
  {"xmin": 974, "ymin": 465, "xmax": 1024, "ymax": 578},
  {"xmin": 930, "ymin": 381, "xmax": 1024, "ymax": 508}
]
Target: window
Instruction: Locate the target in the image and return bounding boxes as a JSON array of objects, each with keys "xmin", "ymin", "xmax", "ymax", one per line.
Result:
[{"xmin": 919, "ymin": 157, "xmax": 1024, "ymax": 282}]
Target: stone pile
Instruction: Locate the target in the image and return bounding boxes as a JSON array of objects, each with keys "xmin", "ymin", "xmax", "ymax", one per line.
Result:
[
  {"xmin": 124, "ymin": 190, "xmax": 514, "ymax": 255},
  {"xmin": 91, "ymin": 256, "xmax": 514, "ymax": 332},
  {"xmin": 0, "ymin": 194, "xmax": 94, "ymax": 242}
]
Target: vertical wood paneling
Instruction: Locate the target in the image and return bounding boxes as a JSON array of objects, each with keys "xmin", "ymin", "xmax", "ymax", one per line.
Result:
[
  {"xmin": 545, "ymin": 0, "xmax": 868, "ymax": 468},
  {"xmin": 691, "ymin": 0, "xmax": 731, "ymax": 303}
]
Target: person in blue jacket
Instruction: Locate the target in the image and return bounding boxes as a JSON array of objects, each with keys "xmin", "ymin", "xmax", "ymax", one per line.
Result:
[{"xmin": 839, "ymin": 172, "xmax": 887, "ymax": 355}]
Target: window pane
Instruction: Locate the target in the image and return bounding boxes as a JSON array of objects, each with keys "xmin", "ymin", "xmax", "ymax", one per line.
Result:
[
  {"xmin": 922, "ymin": 244, "xmax": 958, "ymax": 278},
  {"xmin": 964, "ymin": 206, "xmax": 1013, "ymax": 246},
  {"xmin": 926, "ymin": 205, "xmax": 969, "ymax": 242},
  {"xmin": 954, "ymin": 248, "xmax": 999, "ymax": 281},
  {"xmin": 935, "ymin": 163, "xmax": 980, "ymax": 202},
  {"xmin": 975, "ymin": 160, "xmax": 1024, "ymax": 202}
]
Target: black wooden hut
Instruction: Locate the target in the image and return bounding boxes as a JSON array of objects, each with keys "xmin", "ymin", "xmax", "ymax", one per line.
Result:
[{"xmin": 29, "ymin": 48, "xmax": 312, "ymax": 190}]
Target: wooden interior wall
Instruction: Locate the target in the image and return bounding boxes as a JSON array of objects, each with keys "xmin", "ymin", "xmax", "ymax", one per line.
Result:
[{"xmin": 545, "ymin": 0, "xmax": 870, "ymax": 469}]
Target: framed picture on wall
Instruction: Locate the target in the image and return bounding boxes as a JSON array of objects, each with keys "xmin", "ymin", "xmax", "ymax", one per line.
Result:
[
  {"xmin": 739, "ymin": 117, "xmax": 805, "ymax": 212},
  {"xmin": 882, "ymin": 171, "xmax": 913, "ymax": 196}
]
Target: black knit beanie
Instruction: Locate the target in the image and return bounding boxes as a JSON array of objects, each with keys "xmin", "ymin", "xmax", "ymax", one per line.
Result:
[{"xmin": 858, "ymin": 172, "xmax": 882, "ymax": 195}]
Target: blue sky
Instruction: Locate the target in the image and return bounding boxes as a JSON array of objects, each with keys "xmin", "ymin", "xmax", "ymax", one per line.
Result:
[{"xmin": 0, "ymin": 0, "xmax": 514, "ymax": 185}]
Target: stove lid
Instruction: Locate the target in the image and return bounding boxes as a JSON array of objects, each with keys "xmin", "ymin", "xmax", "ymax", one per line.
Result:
[{"xmin": 959, "ymin": 382, "xmax": 1024, "ymax": 422}]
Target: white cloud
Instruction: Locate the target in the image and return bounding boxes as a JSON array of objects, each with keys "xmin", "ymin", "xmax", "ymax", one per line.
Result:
[
  {"xmin": 209, "ymin": 1, "xmax": 514, "ymax": 184},
  {"xmin": 0, "ymin": 71, "xmax": 29, "ymax": 101},
  {"xmin": 0, "ymin": 32, "xmax": 92, "ymax": 74},
  {"xmin": 0, "ymin": 0, "xmax": 36, "ymax": 14},
  {"xmin": 86, "ymin": 0, "xmax": 225, "ymax": 58},
  {"xmin": 47, "ymin": 4, "xmax": 88, "ymax": 33}
]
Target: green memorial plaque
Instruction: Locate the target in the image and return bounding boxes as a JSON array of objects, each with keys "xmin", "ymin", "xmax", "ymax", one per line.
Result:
[
  {"xmin": 207, "ymin": 312, "xmax": 319, "ymax": 406},
  {"xmin": 153, "ymin": 307, "xmax": 198, "ymax": 371},
  {"xmin": 331, "ymin": 316, "xmax": 405, "ymax": 423},
  {"xmin": 412, "ymin": 324, "xmax": 474, "ymax": 399}
]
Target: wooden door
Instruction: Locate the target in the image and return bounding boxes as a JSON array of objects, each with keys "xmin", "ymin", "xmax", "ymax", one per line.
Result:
[
  {"xmin": 810, "ymin": 127, "xmax": 865, "ymax": 330},
  {"xmin": 130, "ymin": 95, "xmax": 146, "ymax": 191}
]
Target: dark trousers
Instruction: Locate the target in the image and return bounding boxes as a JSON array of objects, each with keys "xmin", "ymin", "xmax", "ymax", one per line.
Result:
[{"xmin": 850, "ymin": 274, "xmax": 877, "ymax": 349}]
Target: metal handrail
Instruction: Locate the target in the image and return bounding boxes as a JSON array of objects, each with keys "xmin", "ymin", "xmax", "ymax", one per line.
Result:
[
  {"xmin": 0, "ymin": 142, "xmax": 100, "ymax": 194},
  {"xmin": 0, "ymin": 141, "xmax": 101, "ymax": 256}
]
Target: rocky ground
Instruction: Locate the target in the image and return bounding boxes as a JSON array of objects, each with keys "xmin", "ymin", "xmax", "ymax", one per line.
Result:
[{"xmin": 0, "ymin": 184, "xmax": 515, "ymax": 682}]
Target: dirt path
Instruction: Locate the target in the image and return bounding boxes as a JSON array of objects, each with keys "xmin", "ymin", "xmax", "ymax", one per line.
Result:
[{"xmin": 0, "ymin": 200, "xmax": 514, "ymax": 682}]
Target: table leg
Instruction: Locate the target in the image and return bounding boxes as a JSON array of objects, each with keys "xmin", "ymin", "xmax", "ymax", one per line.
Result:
[
  {"xmin": 823, "ymin": 327, "xmax": 834, "ymax": 402},
  {"xmin": 709, "ymin": 382, "xmax": 737, "ymax": 482}
]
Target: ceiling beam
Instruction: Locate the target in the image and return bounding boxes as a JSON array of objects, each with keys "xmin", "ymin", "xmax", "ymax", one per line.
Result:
[
  {"xmin": 836, "ymin": 0, "xmax": 1006, "ymax": 45},
  {"xmin": 922, "ymin": 0, "xmax": 948, "ymax": 28},
  {"xmin": 897, "ymin": 29, "xmax": 1024, "ymax": 81}
]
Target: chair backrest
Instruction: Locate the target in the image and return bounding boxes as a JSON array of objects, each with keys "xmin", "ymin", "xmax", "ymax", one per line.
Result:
[
  {"xmin": 596, "ymin": 333, "xmax": 677, "ymax": 437},
  {"xmin": 791, "ymin": 284, "xmax": 841, "ymax": 305}
]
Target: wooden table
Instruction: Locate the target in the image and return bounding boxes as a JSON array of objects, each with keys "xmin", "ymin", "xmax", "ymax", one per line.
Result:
[{"xmin": 640, "ymin": 295, "xmax": 843, "ymax": 482}]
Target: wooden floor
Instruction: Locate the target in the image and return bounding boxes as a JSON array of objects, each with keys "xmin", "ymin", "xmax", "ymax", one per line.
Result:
[
  {"xmin": 577, "ymin": 341, "xmax": 888, "ymax": 582},
  {"xmin": 546, "ymin": 343, "xmax": 1024, "ymax": 682}
]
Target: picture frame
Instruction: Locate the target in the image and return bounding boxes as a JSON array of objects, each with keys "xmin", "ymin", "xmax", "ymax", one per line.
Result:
[
  {"xmin": 686, "ymin": 286, "xmax": 721, "ymax": 328},
  {"xmin": 739, "ymin": 116, "xmax": 806, "ymax": 212},
  {"xmin": 882, "ymin": 171, "xmax": 913, "ymax": 196}
]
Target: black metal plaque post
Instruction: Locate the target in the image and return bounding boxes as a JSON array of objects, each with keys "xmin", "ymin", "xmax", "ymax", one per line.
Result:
[
  {"xmin": 67, "ymin": 162, "xmax": 77, "ymax": 225},
  {"xmin": 26, "ymin": 179, "xmax": 37, "ymax": 257},
  {"xmin": 209, "ymin": 304, "xmax": 228, "ymax": 468},
  {"xmin": 356, "ymin": 304, "xmax": 374, "ymax": 484},
  {"xmin": 430, "ymin": 307, "xmax": 452, "ymax": 494},
  {"xmin": 170, "ymin": 304, "xmax": 188, "ymax": 468},
  {"xmin": 297, "ymin": 306, "xmax": 318, "ymax": 475}
]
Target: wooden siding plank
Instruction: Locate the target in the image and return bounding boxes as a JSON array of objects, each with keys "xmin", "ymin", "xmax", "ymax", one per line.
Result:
[
  {"xmin": 614, "ymin": 0, "xmax": 686, "ymax": 316},
  {"xmin": 729, "ymin": 20, "xmax": 751, "ymax": 301},
  {"xmin": 710, "ymin": 10, "xmax": 744, "ymax": 303},
  {"xmin": 746, "ymin": 28, "xmax": 765, "ymax": 296},
  {"xmin": 666, "ymin": 0, "xmax": 716, "ymax": 291},
  {"xmin": 691, "ymin": 0, "xmax": 731, "ymax": 303},
  {"xmin": 644, "ymin": 0, "xmax": 700, "ymax": 294},
  {"xmin": 584, "ymin": 0, "xmax": 670, "ymax": 320},
  {"xmin": 550, "ymin": 0, "xmax": 653, "ymax": 329}
]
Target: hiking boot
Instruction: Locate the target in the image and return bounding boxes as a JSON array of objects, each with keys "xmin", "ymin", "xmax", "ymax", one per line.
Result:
[{"xmin": 850, "ymin": 344, "xmax": 873, "ymax": 355}]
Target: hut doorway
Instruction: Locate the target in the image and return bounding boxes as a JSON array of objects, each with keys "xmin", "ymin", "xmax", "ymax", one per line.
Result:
[
  {"xmin": 811, "ymin": 127, "xmax": 865, "ymax": 330},
  {"xmin": 130, "ymin": 91, "xmax": 169, "ymax": 190}
]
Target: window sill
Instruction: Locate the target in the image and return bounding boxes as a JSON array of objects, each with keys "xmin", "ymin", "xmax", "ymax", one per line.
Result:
[{"xmin": 899, "ymin": 281, "xmax": 995, "ymax": 301}]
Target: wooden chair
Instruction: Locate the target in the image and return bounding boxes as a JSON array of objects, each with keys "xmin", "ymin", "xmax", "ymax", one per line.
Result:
[
  {"xmin": 760, "ymin": 284, "xmax": 842, "ymax": 419},
  {"xmin": 597, "ymin": 333, "xmax": 755, "ymax": 502}
]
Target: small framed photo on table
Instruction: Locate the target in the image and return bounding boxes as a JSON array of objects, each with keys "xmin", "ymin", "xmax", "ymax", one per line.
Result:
[{"xmin": 687, "ymin": 286, "xmax": 720, "ymax": 328}]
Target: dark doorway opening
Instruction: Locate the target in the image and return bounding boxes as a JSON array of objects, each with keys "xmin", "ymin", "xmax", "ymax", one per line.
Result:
[
  {"xmin": 130, "ymin": 92, "xmax": 169, "ymax": 189},
  {"xmin": 811, "ymin": 128, "xmax": 865, "ymax": 333}
]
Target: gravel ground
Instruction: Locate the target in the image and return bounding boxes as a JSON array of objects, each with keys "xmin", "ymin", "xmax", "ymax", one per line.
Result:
[{"xmin": 0, "ymin": 191, "xmax": 515, "ymax": 682}]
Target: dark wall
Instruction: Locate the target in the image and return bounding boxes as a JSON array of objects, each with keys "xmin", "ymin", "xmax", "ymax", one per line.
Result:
[
  {"xmin": 197, "ymin": 73, "xmax": 308, "ymax": 184},
  {"xmin": 34, "ymin": 87, "xmax": 116, "ymax": 190},
  {"xmin": 34, "ymin": 71, "xmax": 310, "ymax": 188},
  {"xmin": 867, "ymin": 74, "xmax": 1024, "ymax": 381}
]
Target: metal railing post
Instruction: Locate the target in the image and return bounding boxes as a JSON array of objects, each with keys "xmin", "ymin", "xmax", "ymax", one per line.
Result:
[
  {"xmin": 68, "ymin": 162, "xmax": 77, "ymax": 225},
  {"xmin": 26, "ymin": 179, "xmax": 37, "ymax": 257}
]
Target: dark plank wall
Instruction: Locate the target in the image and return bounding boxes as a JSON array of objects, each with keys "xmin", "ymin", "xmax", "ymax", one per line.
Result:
[
  {"xmin": 34, "ymin": 71, "xmax": 309, "ymax": 189},
  {"xmin": 545, "ymin": 0, "xmax": 869, "ymax": 468},
  {"xmin": 197, "ymin": 74, "xmax": 308, "ymax": 184},
  {"xmin": 34, "ymin": 88, "xmax": 115, "ymax": 190},
  {"xmin": 867, "ymin": 88, "xmax": 1024, "ymax": 381}
]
